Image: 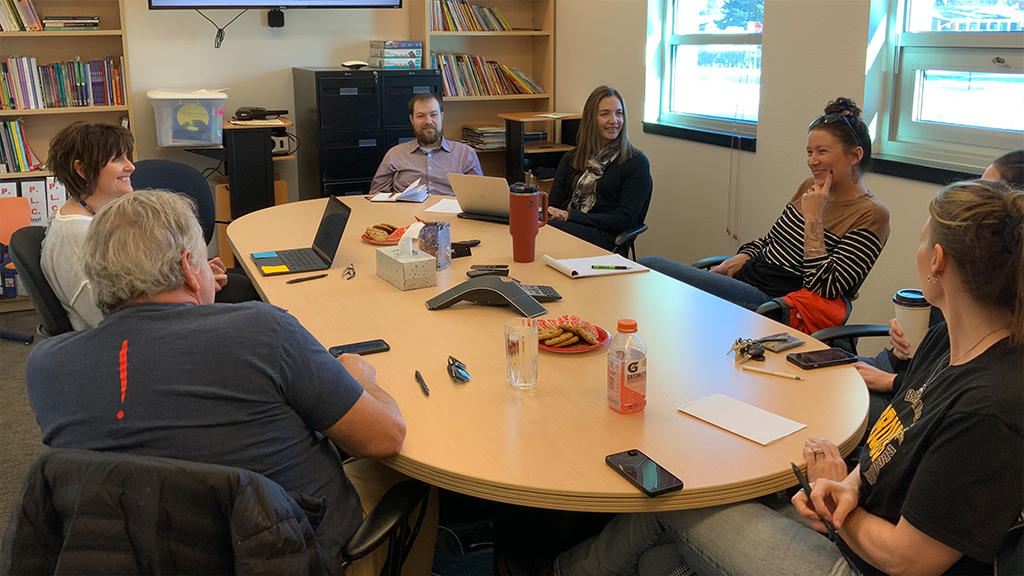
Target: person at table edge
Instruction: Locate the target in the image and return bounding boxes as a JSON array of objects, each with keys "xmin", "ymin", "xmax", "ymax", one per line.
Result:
[{"xmin": 369, "ymin": 92, "xmax": 482, "ymax": 197}]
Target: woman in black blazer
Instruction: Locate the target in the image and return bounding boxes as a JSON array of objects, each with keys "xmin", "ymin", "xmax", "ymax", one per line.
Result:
[{"xmin": 547, "ymin": 86, "xmax": 653, "ymax": 251}]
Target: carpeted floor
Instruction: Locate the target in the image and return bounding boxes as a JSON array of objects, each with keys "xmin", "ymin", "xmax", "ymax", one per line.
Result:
[{"xmin": 0, "ymin": 310, "xmax": 47, "ymax": 532}]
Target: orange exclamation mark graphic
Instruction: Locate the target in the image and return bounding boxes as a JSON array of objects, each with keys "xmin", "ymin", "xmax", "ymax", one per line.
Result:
[{"xmin": 117, "ymin": 339, "xmax": 128, "ymax": 419}]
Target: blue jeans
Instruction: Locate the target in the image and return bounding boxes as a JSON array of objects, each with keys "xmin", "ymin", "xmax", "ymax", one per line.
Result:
[
  {"xmin": 637, "ymin": 257, "xmax": 773, "ymax": 312},
  {"xmin": 555, "ymin": 500, "xmax": 858, "ymax": 576}
]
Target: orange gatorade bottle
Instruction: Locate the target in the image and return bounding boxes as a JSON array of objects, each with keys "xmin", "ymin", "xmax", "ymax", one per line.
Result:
[{"xmin": 607, "ymin": 319, "xmax": 647, "ymax": 414}]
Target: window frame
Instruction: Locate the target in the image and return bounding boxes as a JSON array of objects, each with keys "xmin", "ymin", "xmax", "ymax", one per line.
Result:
[
  {"xmin": 653, "ymin": 0, "xmax": 763, "ymax": 139},
  {"xmin": 876, "ymin": 0, "xmax": 1024, "ymax": 172}
]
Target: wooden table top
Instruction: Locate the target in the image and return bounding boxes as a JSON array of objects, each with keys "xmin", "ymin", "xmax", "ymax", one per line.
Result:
[{"xmin": 227, "ymin": 198, "xmax": 868, "ymax": 512}]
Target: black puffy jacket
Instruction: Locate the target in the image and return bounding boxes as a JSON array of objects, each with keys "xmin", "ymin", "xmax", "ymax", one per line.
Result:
[{"xmin": 1, "ymin": 449, "xmax": 331, "ymax": 575}]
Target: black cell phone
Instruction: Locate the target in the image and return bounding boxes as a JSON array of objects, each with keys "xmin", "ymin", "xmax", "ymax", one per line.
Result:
[
  {"xmin": 470, "ymin": 264, "xmax": 508, "ymax": 270},
  {"xmin": 786, "ymin": 347, "xmax": 858, "ymax": 370},
  {"xmin": 605, "ymin": 449, "xmax": 684, "ymax": 497},
  {"xmin": 329, "ymin": 339, "xmax": 390, "ymax": 357}
]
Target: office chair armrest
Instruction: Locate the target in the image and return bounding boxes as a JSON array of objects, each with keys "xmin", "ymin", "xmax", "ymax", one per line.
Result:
[
  {"xmin": 811, "ymin": 325, "xmax": 890, "ymax": 346},
  {"xmin": 614, "ymin": 224, "xmax": 648, "ymax": 250},
  {"xmin": 691, "ymin": 255, "xmax": 730, "ymax": 270},
  {"xmin": 342, "ymin": 479, "xmax": 430, "ymax": 562}
]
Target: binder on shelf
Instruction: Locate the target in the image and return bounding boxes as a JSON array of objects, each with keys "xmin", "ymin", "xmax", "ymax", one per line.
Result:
[
  {"xmin": 20, "ymin": 178, "xmax": 47, "ymax": 225},
  {"xmin": 0, "ymin": 180, "xmax": 17, "ymax": 198},
  {"xmin": 46, "ymin": 176, "xmax": 67, "ymax": 219}
]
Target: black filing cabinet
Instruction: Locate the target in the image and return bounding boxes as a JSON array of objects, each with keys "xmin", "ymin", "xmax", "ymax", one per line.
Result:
[{"xmin": 293, "ymin": 67, "xmax": 442, "ymax": 199}]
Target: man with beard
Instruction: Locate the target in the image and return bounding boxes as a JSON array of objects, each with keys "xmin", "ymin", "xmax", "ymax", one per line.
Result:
[{"xmin": 370, "ymin": 93, "xmax": 482, "ymax": 196}]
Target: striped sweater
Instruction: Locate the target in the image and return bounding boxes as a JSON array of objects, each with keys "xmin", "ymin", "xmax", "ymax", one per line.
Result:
[{"xmin": 734, "ymin": 179, "xmax": 890, "ymax": 299}]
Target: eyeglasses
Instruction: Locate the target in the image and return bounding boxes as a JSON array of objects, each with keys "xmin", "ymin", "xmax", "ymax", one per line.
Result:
[
  {"xmin": 342, "ymin": 263, "xmax": 355, "ymax": 280},
  {"xmin": 810, "ymin": 113, "xmax": 862, "ymax": 148},
  {"xmin": 447, "ymin": 356, "xmax": 470, "ymax": 383}
]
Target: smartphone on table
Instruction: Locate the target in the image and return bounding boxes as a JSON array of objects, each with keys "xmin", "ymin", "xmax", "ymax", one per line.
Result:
[
  {"xmin": 605, "ymin": 449, "xmax": 684, "ymax": 497},
  {"xmin": 786, "ymin": 347, "xmax": 858, "ymax": 370},
  {"xmin": 329, "ymin": 339, "xmax": 390, "ymax": 357}
]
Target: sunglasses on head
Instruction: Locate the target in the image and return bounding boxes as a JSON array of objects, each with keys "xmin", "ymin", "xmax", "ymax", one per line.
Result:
[{"xmin": 811, "ymin": 113, "xmax": 862, "ymax": 148}]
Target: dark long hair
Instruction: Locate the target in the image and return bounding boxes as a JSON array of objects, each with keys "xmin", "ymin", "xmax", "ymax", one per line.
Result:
[{"xmin": 571, "ymin": 86, "xmax": 638, "ymax": 171}]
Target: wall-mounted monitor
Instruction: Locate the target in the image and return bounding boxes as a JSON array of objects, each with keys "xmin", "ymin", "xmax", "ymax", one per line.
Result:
[{"xmin": 149, "ymin": 0, "xmax": 401, "ymax": 8}]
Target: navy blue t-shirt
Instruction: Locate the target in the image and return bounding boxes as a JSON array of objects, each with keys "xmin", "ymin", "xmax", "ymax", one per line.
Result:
[{"xmin": 26, "ymin": 302, "xmax": 366, "ymax": 565}]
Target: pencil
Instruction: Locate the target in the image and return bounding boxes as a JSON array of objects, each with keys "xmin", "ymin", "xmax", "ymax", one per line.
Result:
[{"xmin": 742, "ymin": 366, "xmax": 803, "ymax": 380}]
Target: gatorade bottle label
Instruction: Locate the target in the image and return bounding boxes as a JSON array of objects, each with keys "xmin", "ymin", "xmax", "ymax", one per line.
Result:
[{"xmin": 608, "ymin": 355, "xmax": 647, "ymax": 412}]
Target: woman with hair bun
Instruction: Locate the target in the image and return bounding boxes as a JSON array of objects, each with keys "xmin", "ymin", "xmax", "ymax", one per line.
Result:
[
  {"xmin": 640, "ymin": 97, "xmax": 890, "ymax": 312},
  {"xmin": 555, "ymin": 179, "xmax": 1023, "ymax": 576}
]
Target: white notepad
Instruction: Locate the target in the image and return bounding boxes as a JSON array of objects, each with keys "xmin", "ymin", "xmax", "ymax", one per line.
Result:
[
  {"xmin": 678, "ymin": 393, "xmax": 806, "ymax": 446},
  {"xmin": 542, "ymin": 254, "xmax": 648, "ymax": 279},
  {"xmin": 371, "ymin": 178, "xmax": 429, "ymax": 203}
]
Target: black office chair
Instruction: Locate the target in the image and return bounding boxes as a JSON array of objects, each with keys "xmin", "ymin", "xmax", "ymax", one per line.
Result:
[
  {"xmin": 9, "ymin": 226, "xmax": 73, "ymax": 338},
  {"xmin": 1, "ymin": 449, "xmax": 429, "ymax": 576},
  {"xmin": 613, "ymin": 191, "xmax": 652, "ymax": 261},
  {"xmin": 691, "ymin": 255, "xmax": 860, "ymax": 331},
  {"xmin": 131, "ymin": 159, "xmax": 216, "ymax": 245}
]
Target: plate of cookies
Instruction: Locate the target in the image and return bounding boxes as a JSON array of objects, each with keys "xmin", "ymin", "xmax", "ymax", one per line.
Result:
[
  {"xmin": 538, "ymin": 315, "xmax": 611, "ymax": 353},
  {"xmin": 362, "ymin": 223, "xmax": 408, "ymax": 245}
]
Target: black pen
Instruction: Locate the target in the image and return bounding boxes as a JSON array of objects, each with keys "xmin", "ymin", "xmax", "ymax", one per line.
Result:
[
  {"xmin": 415, "ymin": 370, "xmax": 430, "ymax": 396},
  {"xmin": 791, "ymin": 462, "xmax": 838, "ymax": 539},
  {"xmin": 286, "ymin": 273, "xmax": 328, "ymax": 284}
]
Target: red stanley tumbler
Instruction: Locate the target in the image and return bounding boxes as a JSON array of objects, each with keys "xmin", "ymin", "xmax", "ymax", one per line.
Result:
[{"xmin": 509, "ymin": 182, "xmax": 548, "ymax": 263}]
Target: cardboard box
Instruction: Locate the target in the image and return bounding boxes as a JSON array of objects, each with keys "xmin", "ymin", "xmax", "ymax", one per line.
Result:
[
  {"xmin": 369, "ymin": 57, "xmax": 421, "ymax": 69},
  {"xmin": 370, "ymin": 48, "xmax": 423, "ymax": 58},
  {"xmin": 376, "ymin": 246, "xmax": 437, "ymax": 291},
  {"xmin": 369, "ymin": 40, "xmax": 422, "ymax": 49}
]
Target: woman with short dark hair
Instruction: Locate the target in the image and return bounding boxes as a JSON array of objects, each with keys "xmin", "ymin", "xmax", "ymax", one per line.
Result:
[{"xmin": 546, "ymin": 86, "xmax": 653, "ymax": 251}]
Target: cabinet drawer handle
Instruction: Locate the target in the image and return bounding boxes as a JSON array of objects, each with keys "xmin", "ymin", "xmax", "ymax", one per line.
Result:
[{"xmin": 358, "ymin": 139, "xmax": 377, "ymax": 147}]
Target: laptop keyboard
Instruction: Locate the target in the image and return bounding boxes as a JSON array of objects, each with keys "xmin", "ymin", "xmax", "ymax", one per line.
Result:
[{"xmin": 278, "ymin": 249, "xmax": 325, "ymax": 271}]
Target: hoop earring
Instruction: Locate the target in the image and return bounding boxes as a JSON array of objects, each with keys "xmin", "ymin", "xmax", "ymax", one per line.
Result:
[
  {"xmin": 927, "ymin": 274, "xmax": 937, "ymax": 284},
  {"xmin": 852, "ymin": 170, "xmax": 860, "ymax": 185}
]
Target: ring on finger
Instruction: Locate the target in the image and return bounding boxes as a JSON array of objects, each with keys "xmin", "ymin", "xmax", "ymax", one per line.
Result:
[{"xmin": 812, "ymin": 448, "xmax": 825, "ymax": 457}]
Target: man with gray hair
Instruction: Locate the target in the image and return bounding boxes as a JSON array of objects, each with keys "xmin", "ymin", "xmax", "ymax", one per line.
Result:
[{"xmin": 25, "ymin": 190, "xmax": 407, "ymax": 574}]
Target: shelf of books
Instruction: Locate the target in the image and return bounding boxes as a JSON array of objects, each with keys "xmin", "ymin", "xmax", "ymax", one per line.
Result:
[
  {"xmin": 410, "ymin": 0, "xmax": 555, "ymax": 177},
  {"xmin": 0, "ymin": 0, "xmax": 134, "ymax": 183}
]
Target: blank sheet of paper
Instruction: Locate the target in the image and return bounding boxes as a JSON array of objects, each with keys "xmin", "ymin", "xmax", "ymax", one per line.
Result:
[
  {"xmin": 425, "ymin": 198, "xmax": 463, "ymax": 214},
  {"xmin": 678, "ymin": 393, "xmax": 806, "ymax": 446}
]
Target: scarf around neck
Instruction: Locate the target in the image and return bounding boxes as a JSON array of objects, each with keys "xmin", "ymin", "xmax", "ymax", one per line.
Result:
[{"xmin": 568, "ymin": 144, "xmax": 619, "ymax": 214}]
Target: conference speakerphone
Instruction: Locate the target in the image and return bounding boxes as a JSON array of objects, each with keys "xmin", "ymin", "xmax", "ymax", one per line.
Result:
[{"xmin": 425, "ymin": 276, "xmax": 548, "ymax": 318}]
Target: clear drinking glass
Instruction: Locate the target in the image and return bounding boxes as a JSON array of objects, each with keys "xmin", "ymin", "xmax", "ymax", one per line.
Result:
[{"xmin": 504, "ymin": 318, "xmax": 539, "ymax": 389}]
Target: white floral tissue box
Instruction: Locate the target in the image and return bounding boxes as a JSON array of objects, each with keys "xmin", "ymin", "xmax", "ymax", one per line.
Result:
[{"xmin": 375, "ymin": 246, "xmax": 437, "ymax": 291}]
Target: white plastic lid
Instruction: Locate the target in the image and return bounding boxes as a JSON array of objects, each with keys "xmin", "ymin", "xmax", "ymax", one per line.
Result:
[{"xmin": 146, "ymin": 89, "xmax": 228, "ymax": 100}]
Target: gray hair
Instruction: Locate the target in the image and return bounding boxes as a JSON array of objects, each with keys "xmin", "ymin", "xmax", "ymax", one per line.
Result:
[{"xmin": 83, "ymin": 190, "xmax": 207, "ymax": 314}]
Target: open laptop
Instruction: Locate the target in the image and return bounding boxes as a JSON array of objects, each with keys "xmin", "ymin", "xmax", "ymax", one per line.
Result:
[
  {"xmin": 448, "ymin": 173, "xmax": 511, "ymax": 224},
  {"xmin": 250, "ymin": 196, "xmax": 351, "ymax": 276}
]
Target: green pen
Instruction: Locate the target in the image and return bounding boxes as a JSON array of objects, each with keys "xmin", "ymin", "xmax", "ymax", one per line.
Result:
[{"xmin": 592, "ymin": 265, "xmax": 629, "ymax": 270}]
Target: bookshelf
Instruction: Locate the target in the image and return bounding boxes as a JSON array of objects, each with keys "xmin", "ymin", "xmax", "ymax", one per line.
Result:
[
  {"xmin": 0, "ymin": 0, "xmax": 135, "ymax": 180},
  {"xmin": 409, "ymin": 0, "xmax": 556, "ymax": 178}
]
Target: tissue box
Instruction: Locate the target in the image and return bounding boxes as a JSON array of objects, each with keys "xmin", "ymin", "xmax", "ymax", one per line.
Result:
[{"xmin": 376, "ymin": 246, "xmax": 437, "ymax": 291}]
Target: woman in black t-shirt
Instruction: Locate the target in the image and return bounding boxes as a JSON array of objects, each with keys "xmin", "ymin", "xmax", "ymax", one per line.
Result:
[{"xmin": 555, "ymin": 179, "xmax": 1023, "ymax": 576}]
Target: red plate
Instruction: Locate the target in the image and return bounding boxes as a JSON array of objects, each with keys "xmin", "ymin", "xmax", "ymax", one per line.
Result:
[
  {"xmin": 538, "ymin": 315, "xmax": 611, "ymax": 353},
  {"xmin": 361, "ymin": 226, "xmax": 408, "ymax": 245}
]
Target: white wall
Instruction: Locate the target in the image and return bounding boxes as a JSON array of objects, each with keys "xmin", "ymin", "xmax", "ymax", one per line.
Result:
[
  {"xmin": 124, "ymin": 0, "xmax": 410, "ymax": 200},
  {"xmin": 123, "ymin": 0, "xmax": 941, "ymax": 351},
  {"xmin": 556, "ymin": 0, "xmax": 940, "ymax": 353}
]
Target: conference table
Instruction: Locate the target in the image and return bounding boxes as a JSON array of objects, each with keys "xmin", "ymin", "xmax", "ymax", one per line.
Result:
[{"xmin": 227, "ymin": 197, "xmax": 868, "ymax": 513}]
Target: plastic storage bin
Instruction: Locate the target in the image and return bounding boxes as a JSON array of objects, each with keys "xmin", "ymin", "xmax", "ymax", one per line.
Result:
[{"xmin": 147, "ymin": 89, "xmax": 227, "ymax": 147}]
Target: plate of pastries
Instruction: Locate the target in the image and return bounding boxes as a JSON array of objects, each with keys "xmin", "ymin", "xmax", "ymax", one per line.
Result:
[
  {"xmin": 538, "ymin": 315, "xmax": 611, "ymax": 353},
  {"xmin": 362, "ymin": 223, "xmax": 408, "ymax": 245}
]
